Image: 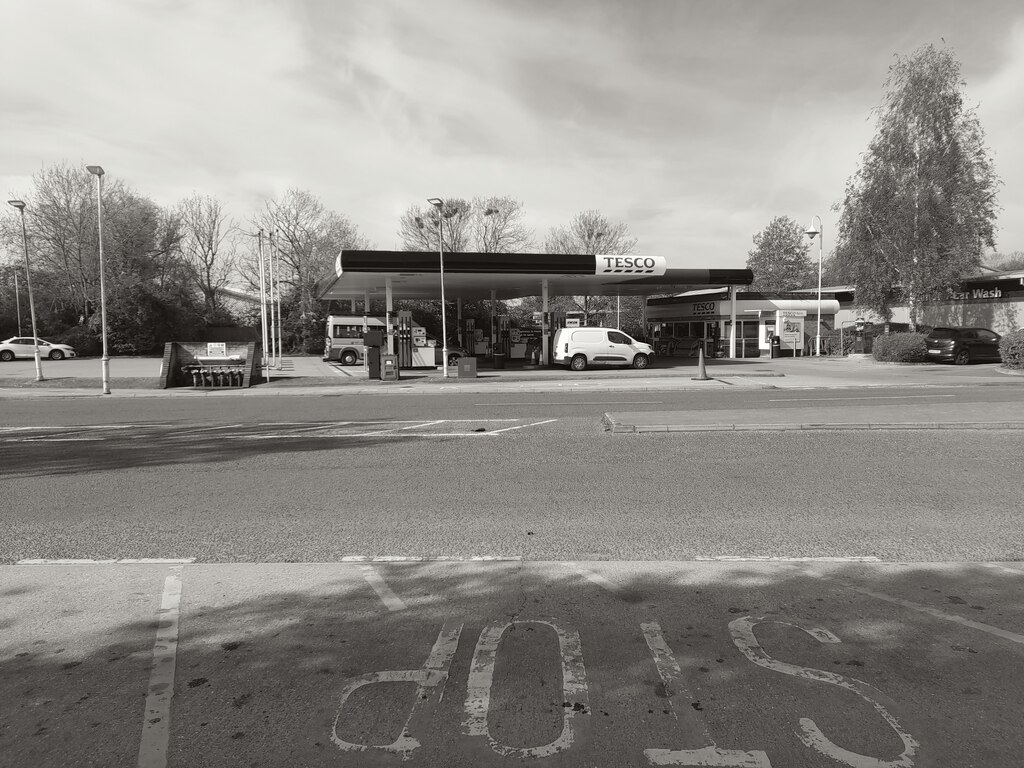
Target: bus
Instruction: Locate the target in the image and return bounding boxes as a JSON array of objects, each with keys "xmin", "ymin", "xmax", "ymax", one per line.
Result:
[{"xmin": 324, "ymin": 315, "xmax": 467, "ymax": 367}]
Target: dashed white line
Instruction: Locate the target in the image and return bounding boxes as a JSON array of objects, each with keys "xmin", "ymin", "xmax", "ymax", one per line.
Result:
[
  {"xmin": 360, "ymin": 565, "xmax": 407, "ymax": 611},
  {"xmin": 821, "ymin": 576, "xmax": 1024, "ymax": 646},
  {"xmin": 563, "ymin": 562, "xmax": 627, "ymax": 596},
  {"xmin": 137, "ymin": 566, "xmax": 184, "ymax": 768},
  {"xmin": 17, "ymin": 558, "xmax": 196, "ymax": 565}
]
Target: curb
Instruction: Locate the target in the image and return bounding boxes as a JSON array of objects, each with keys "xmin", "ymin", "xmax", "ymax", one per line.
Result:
[{"xmin": 602, "ymin": 414, "xmax": 1024, "ymax": 434}]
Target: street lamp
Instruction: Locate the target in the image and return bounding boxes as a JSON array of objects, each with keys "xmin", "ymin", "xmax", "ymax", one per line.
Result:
[
  {"xmin": 804, "ymin": 216, "xmax": 823, "ymax": 356},
  {"xmin": 86, "ymin": 165, "xmax": 111, "ymax": 394},
  {"xmin": 7, "ymin": 200, "xmax": 44, "ymax": 381},
  {"xmin": 426, "ymin": 197, "xmax": 449, "ymax": 378}
]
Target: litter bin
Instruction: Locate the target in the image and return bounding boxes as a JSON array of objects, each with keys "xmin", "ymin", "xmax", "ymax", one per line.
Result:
[
  {"xmin": 493, "ymin": 353, "xmax": 505, "ymax": 370},
  {"xmin": 457, "ymin": 356, "xmax": 478, "ymax": 378},
  {"xmin": 770, "ymin": 335, "xmax": 781, "ymax": 359},
  {"xmin": 380, "ymin": 354, "xmax": 400, "ymax": 381}
]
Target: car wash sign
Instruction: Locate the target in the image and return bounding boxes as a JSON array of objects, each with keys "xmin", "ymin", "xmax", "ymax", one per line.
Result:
[{"xmin": 595, "ymin": 255, "xmax": 667, "ymax": 276}]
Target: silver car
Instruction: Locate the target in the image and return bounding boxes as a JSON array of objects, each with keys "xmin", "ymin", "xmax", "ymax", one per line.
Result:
[{"xmin": 0, "ymin": 337, "xmax": 77, "ymax": 361}]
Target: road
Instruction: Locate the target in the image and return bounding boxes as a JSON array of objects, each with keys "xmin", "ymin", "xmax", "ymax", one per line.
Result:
[{"xmin": 2, "ymin": 383, "xmax": 1024, "ymax": 766}]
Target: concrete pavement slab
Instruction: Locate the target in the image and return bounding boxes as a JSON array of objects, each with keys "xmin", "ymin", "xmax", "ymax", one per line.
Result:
[{"xmin": 3, "ymin": 560, "xmax": 1024, "ymax": 767}]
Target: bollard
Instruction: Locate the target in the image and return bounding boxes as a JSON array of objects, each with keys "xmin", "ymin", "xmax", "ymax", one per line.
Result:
[
  {"xmin": 190, "ymin": 368, "xmax": 202, "ymax": 387},
  {"xmin": 691, "ymin": 346, "xmax": 712, "ymax": 381}
]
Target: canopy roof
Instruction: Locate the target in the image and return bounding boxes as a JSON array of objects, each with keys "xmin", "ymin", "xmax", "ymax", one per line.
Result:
[{"xmin": 316, "ymin": 250, "xmax": 754, "ymax": 302}]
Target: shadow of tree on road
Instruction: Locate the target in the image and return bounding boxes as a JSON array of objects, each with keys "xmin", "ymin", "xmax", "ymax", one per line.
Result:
[{"xmin": 2, "ymin": 561, "xmax": 1022, "ymax": 767}]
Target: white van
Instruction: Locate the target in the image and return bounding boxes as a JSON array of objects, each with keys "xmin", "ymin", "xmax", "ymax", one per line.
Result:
[{"xmin": 552, "ymin": 327, "xmax": 654, "ymax": 370}]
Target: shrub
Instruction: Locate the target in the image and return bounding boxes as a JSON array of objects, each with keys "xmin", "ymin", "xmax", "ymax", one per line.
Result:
[
  {"xmin": 57, "ymin": 326, "xmax": 102, "ymax": 357},
  {"xmin": 999, "ymin": 329, "xmax": 1024, "ymax": 370},
  {"xmin": 872, "ymin": 332, "xmax": 928, "ymax": 363}
]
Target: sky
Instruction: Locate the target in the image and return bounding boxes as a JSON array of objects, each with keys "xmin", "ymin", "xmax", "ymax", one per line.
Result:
[{"xmin": 2, "ymin": 0, "xmax": 1023, "ymax": 270}]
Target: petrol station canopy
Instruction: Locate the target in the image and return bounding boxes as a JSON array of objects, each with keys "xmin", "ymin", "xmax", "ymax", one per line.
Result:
[{"xmin": 316, "ymin": 250, "xmax": 754, "ymax": 302}]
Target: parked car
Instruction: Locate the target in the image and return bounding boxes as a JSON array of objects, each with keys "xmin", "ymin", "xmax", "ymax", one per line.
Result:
[
  {"xmin": 924, "ymin": 327, "xmax": 1002, "ymax": 365},
  {"xmin": 0, "ymin": 337, "xmax": 77, "ymax": 361},
  {"xmin": 552, "ymin": 326, "xmax": 654, "ymax": 370}
]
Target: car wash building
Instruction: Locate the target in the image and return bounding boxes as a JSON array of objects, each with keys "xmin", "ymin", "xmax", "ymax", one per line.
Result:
[
  {"xmin": 315, "ymin": 250, "xmax": 754, "ymax": 365},
  {"xmin": 646, "ymin": 289, "xmax": 842, "ymax": 358}
]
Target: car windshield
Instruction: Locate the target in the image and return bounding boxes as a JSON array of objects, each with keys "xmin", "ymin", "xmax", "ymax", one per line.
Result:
[{"xmin": 928, "ymin": 329, "xmax": 956, "ymax": 339}]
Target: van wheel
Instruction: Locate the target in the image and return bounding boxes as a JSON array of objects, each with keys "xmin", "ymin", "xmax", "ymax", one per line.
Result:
[
  {"xmin": 570, "ymin": 354, "xmax": 587, "ymax": 371},
  {"xmin": 341, "ymin": 350, "xmax": 357, "ymax": 366},
  {"xmin": 954, "ymin": 349, "xmax": 970, "ymax": 365},
  {"xmin": 447, "ymin": 353, "xmax": 460, "ymax": 367},
  {"xmin": 632, "ymin": 354, "xmax": 649, "ymax": 370}
]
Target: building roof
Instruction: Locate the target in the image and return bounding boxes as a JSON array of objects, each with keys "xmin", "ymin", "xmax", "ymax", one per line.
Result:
[{"xmin": 315, "ymin": 250, "xmax": 754, "ymax": 302}]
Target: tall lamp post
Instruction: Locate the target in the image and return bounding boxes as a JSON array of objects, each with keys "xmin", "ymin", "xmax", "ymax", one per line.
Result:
[
  {"xmin": 804, "ymin": 215, "xmax": 823, "ymax": 356},
  {"xmin": 7, "ymin": 200, "xmax": 44, "ymax": 381},
  {"xmin": 86, "ymin": 166, "xmax": 111, "ymax": 394},
  {"xmin": 426, "ymin": 197, "xmax": 449, "ymax": 378}
]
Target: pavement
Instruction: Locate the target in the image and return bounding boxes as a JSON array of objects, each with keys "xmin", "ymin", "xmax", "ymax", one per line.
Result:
[{"xmin": 1, "ymin": 353, "xmax": 1022, "ymax": 432}]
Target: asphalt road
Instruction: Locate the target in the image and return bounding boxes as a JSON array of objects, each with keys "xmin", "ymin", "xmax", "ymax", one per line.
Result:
[
  {"xmin": 3, "ymin": 386, "xmax": 1023, "ymax": 563},
  {"xmin": 3, "ymin": 384, "xmax": 1024, "ymax": 767}
]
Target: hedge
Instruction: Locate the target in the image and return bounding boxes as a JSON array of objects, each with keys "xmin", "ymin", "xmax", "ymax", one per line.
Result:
[
  {"xmin": 1000, "ymin": 329, "xmax": 1024, "ymax": 370},
  {"xmin": 872, "ymin": 332, "xmax": 928, "ymax": 363}
]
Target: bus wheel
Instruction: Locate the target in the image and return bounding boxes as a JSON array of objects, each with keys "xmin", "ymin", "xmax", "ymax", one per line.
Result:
[{"xmin": 341, "ymin": 350, "xmax": 357, "ymax": 366}]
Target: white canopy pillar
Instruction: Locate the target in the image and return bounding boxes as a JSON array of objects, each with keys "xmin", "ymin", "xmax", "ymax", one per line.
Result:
[
  {"xmin": 385, "ymin": 277, "xmax": 394, "ymax": 354},
  {"xmin": 490, "ymin": 289, "xmax": 497, "ymax": 359},
  {"xmin": 541, "ymin": 279, "xmax": 549, "ymax": 365},
  {"xmin": 729, "ymin": 286, "xmax": 738, "ymax": 359}
]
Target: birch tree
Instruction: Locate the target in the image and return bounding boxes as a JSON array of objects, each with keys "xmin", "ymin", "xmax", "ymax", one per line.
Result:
[{"xmin": 833, "ymin": 44, "xmax": 1000, "ymax": 328}]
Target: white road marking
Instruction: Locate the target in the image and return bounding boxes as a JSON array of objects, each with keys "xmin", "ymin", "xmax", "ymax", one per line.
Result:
[
  {"xmin": 332, "ymin": 621, "xmax": 463, "ymax": 756},
  {"xmin": 982, "ymin": 562, "xmax": 1024, "ymax": 575},
  {"xmin": 360, "ymin": 565, "xmax": 406, "ymax": 611},
  {"xmin": 341, "ymin": 555, "xmax": 522, "ymax": 562},
  {"xmin": 767, "ymin": 395, "xmax": 957, "ymax": 402},
  {"xmin": 641, "ymin": 622, "xmax": 773, "ymax": 766},
  {"xmin": 486, "ymin": 419, "xmax": 558, "ymax": 434},
  {"xmin": 463, "ymin": 619, "xmax": 589, "ymax": 758},
  {"xmin": 137, "ymin": 566, "xmax": 185, "ymax": 768},
  {"xmin": 563, "ymin": 562, "xmax": 627, "ymax": 596},
  {"xmin": 17, "ymin": 558, "xmax": 196, "ymax": 565},
  {"xmin": 473, "ymin": 400, "xmax": 664, "ymax": 406},
  {"xmin": 822, "ymin": 577, "xmax": 1024, "ymax": 646},
  {"xmin": 697, "ymin": 556, "xmax": 881, "ymax": 563},
  {"xmin": 730, "ymin": 617, "xmax": 918, "ymax": 767}
]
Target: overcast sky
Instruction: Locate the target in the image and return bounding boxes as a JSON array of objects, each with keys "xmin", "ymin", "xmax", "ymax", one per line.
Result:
[{"xmin": 2, "ymin": 0, "xmax": 1023, "ymax": 269}]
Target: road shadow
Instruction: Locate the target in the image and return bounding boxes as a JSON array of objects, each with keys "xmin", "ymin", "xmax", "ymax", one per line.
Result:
[{"xmin": 2, "ymin": 561, "xmax": 1022, "ymax": 767}]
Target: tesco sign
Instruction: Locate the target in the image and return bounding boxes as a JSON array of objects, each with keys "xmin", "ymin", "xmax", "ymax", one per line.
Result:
[{"xmin": 595, "ymin": 255, "xmax": 667, "ymax": 276}]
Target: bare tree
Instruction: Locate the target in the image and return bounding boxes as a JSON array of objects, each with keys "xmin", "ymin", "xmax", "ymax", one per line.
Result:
[
  {"xmin": 543, "ymin": 210, "xmax": 638, "ymax": 325},
  {"xmin": 177, "ymin": 194, "xmax": 236, "ymax": 318},
  {"xmin": 398, "ymin": 196, "xmax": 533, "ymax": 253},
  {"xmin": 252, "ymin": 188, "xmax": 370, "ymax": 315}
]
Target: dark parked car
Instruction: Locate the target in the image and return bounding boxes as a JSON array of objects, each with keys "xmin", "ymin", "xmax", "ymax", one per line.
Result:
[{"xmin": 924, "ymin": 327, "xmax": 1002, "ymax": 365}]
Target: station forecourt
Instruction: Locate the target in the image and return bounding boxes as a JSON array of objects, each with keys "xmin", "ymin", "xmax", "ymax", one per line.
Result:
[{"xmin": 314, "ymin": 249, "xmax": 795, "ymax": 367}]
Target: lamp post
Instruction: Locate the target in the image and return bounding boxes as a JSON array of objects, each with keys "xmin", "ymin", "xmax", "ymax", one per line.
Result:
[
  {"xmin": 14, "ymin": 267, "xmax": 22, "ymax": 336},
  {"xmin": 86, "ymin": 166, "xmax": 111, "ymax": 393},
  {"xmin": 7, "ymin": 200, "xmax": 44, "ymax": 381},
  {"xmin": 426, "ymin": 197, "xmax": 449, "ymax": 378},
  {"xmin": 804, "ymin": 215, "xmax": 823, "ymax": 356}
]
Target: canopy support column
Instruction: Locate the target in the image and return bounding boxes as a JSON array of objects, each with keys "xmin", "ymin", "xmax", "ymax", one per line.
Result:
[
  {"xmin": 729, "ymin": 286, "xmax": 737, "ymax": 359},
  {"xmin": 542, "ymin": 279, "xmax": 549, "ymax": 365},
  {"xmin": 385, "ymin": 277, "xmax": 394, "ymax": 355}
]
